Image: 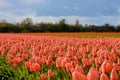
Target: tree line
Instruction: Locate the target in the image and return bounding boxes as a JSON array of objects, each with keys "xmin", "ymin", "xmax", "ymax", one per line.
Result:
[{"xmin": 0, "ymin": 18, "xmax": 120, "ymax": 33}]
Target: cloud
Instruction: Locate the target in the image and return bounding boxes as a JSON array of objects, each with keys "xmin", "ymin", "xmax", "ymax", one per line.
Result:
[
  {"xmin": 0, "ymin": 10, "xmax": 88, "ymax": 24},
  {"xmin": 15, "ymin": 16, "xmax": 89, "ymax": 24},
  {"xmin": 117, "ymin": 8, "xmax": 120, "ymax": 13},
  {"xmin": 0, "ymin": 8, "xmax": 36, "ymax": 23},
  {"xmin": 0, "ymin": 9, "xmax": 120, "ymax": 25},
  {"xmin": 0, "ymin": 9, "xmax": 36, "ymax": 17},
  {"xmin": 64, "ymin": 6, "xmax": 68, "ymax": 9},
  {"xmin": 0, "ymin": 0, "xmax": 12, "ymax": 7},
  {"xmin": 20, "ymin": 0, "xmax": 46, "ymax": 5},
  {"xmin": 116, "ymin": 20, "xmax": 120, "ymax": 25},
  {"xmin": 117, "ymin": 21, "xmax": 120, "ymax": 25},
  {"xmin": 14, "ymin": 16, "xmax": 120, "ymax": 25},
  {"xmin": 73, "ymin": 7, "xmax": 79, "ymax": 10},
  {"xmin": 0, "ymin": 11, "xmax": 15, "ymax": 22}
]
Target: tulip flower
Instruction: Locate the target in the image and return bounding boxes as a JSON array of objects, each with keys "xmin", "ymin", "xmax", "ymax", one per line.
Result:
[
  {"xmin": 75, "ymin": 65, "xmax": 84, "ymax": 74},
  {"xmin": 1, "ymin": 34, "xmax": 120, "ymax": 80},
  {"xmin": 72, "ymin": 70, "xmax": 87, "ymax": 80},
  {"xmin": 13, "ymin": 63, "xmax": 18, "ymax": 68},
  {"xmin": 40, "ymin": 74, "xmax": 47, "ymax": 80},
  {"xmin": 110, "ymin": 68, "xmax": 119, "ymax": 80},
  {"xmin": 101, "ymin": 60, "xmax": 112, "ymax": 73},
  {"xmin": 100, "ymin": 73, "xmax": 109, "ymax": 80},
  {"xmin": 56, "ymin": 57, "xmax": 63, "ymax": 68},
  {"xmin": 118, "ymin": 59, "xmax": 120, "ymax": 65},
  {"xmin": 30, "ymin": 63, "xmax": 41, "ymax": 72},
  {"xmin": 48, "ymin": 69, "xmax": 54, "ymax": 78},
  {"xmin": 65, "ymin": 62, "xmax": 73, "ymax": 72},
  {"xmin": 82, "ymin": 58, "xmax": 90, "ymax": 68},
  {"xmin": 87, "ymin": 68, "xmax": 99, "ymax": 80},
  {"xmin": 25, "ymin": 62, "xmax": 31, "ymax": 69}
]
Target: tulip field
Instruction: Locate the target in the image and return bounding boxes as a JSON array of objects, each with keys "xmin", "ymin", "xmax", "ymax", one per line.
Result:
[{"xmin": 0, "ymin": 33, "xmax": 120, "ymax": 80}]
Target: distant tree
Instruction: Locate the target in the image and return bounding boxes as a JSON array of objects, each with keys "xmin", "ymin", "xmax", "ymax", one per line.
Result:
[
  {"xmin": 0, "ymin": 22, "xmax": 18, "ymax": 32},
  {"xmin": 102, "ymin": 23, "xmax": 116, "ymax": 32},
  {"xmin": 20, "ymin": 18, "xmax": 33, "ymax": 32},
  {"xmin": 86, "ymin": 24, "xmax": 96, "ymax": 32},
  {"xmin": 117, "ymin": 24, "xmax": 120, "ymax": 32},
  {"xmin": 21, "ymin": 18, "xmax": 33, "ymax": 25},
  {"xmin": 58, "ymin": 19, "xmax": 69, "ymax": 32},
  {"xmin": 74, "ymin": 19, "xmax": 83, "ymax": 32},
  {"xmin": 59, "ymin": 19, "xmax": 66, "ymax": 24},
  {"xmin": 0, "ymin": 19, "xmax": 7, "ymax": 23},
  {"xmin": 0, "ymin": 18, "xmax": 119, "ymax": 32},
  {"xmin": 75, "ymin": 19, "xmax": 80, "ymax": 26}
]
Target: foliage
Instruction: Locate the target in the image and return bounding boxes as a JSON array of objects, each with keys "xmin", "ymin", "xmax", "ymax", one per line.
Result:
[{"xmin": 0, "ymin": 18, "xmax": 120, "ymax": 32}]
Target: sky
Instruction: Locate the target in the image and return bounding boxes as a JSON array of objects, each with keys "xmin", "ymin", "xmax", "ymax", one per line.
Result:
[{"xmin": 0, "ymin": 0, "xmax": 120, "ymax": 25}]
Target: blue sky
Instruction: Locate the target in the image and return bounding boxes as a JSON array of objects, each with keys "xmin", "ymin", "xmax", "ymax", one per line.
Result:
[{"xmin": 0, "ymin": 0, "xmax": 120, "ymax": 25}]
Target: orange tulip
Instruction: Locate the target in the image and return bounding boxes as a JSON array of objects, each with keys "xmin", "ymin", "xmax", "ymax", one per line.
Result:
[
  {"xmin": 56, "ymin": 57, "xmax": 63, "ymax": 68},
  {"xmin": 41, "ymin": 56, "xmax": 47, "ymax": 64},
  {"xmin": 118, "ymin": 59, "xmax": 120, "ymax": 65},
  {"xmin": 30, "ymin": 63, "xmax": 41, "ymax": 72},
  {"xmin": 100, "ymin": 73, "xmax": 109, "ymax": 80},
  {"xmin": 40, "ymin": 74, "xmax": 47, "ymax": 80},
  {"xmin": 113, "ymin": 63, "xmax": 120, "ymax": 71},
  {"xmin": 48, "ymin": 69, "xmax": 54, "ymax": 78},
  {"xmin": 1, "ymin": 34, "xmax": 120, "ymax": 80},
  {"xmin": 1, "ymin": 49, "xmax": 5, "ymax": 57},
  {"xmin": 82, "ymin": 58, "xmax": 90, "ymax": 68},
  {"xmin": 87, "ymin": 68, "xmax": 99, "ymax": 80},
  {"xmin": 92, "ymin": 47, "xmax": 97, "ymax": 56},
  {"xmin": 8, "ymin": 53, "xmax": 14, "ymax": 59},
  {"xmin": 13, "ymin": 63, "xmax": 18, "ymax": 68},
  {"xmin": 35, "ymin": 57, "xmax": 41, "ymax": 65},
  {"xmin": 65, "ymin": 62, "xmax": 73, "ymax": 72},
  {"xmin": 61, "ymin": 59, "xmax": 66, "ymax": 68},
  {"xmin": 72, "ymin": 70, "xmax": 87, "ymax": 80},
  {"xmin": 110, "ymin": 68, "xmax": 119, "ymax": 80},
  {"xmin": 75, "ymin": 65, "xmax": 84, "ymax": 74},
  {"xmin": 101, "ymin": 60, "xmax": 112, "ymax": 73},
  {"xmin": 25, "ymin": 62, "xmax": 31, "ymax": 69},
  {"xmin": 98, "ymin": 57, "xmax": 104, "ymax": 65},
  {"xmin": 22, "ymin": 54, "xmax": 28, "ymax": 60},
  {"xmin": 46, "ymin": 57, "xmax": 55, "ymax": 66}
]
